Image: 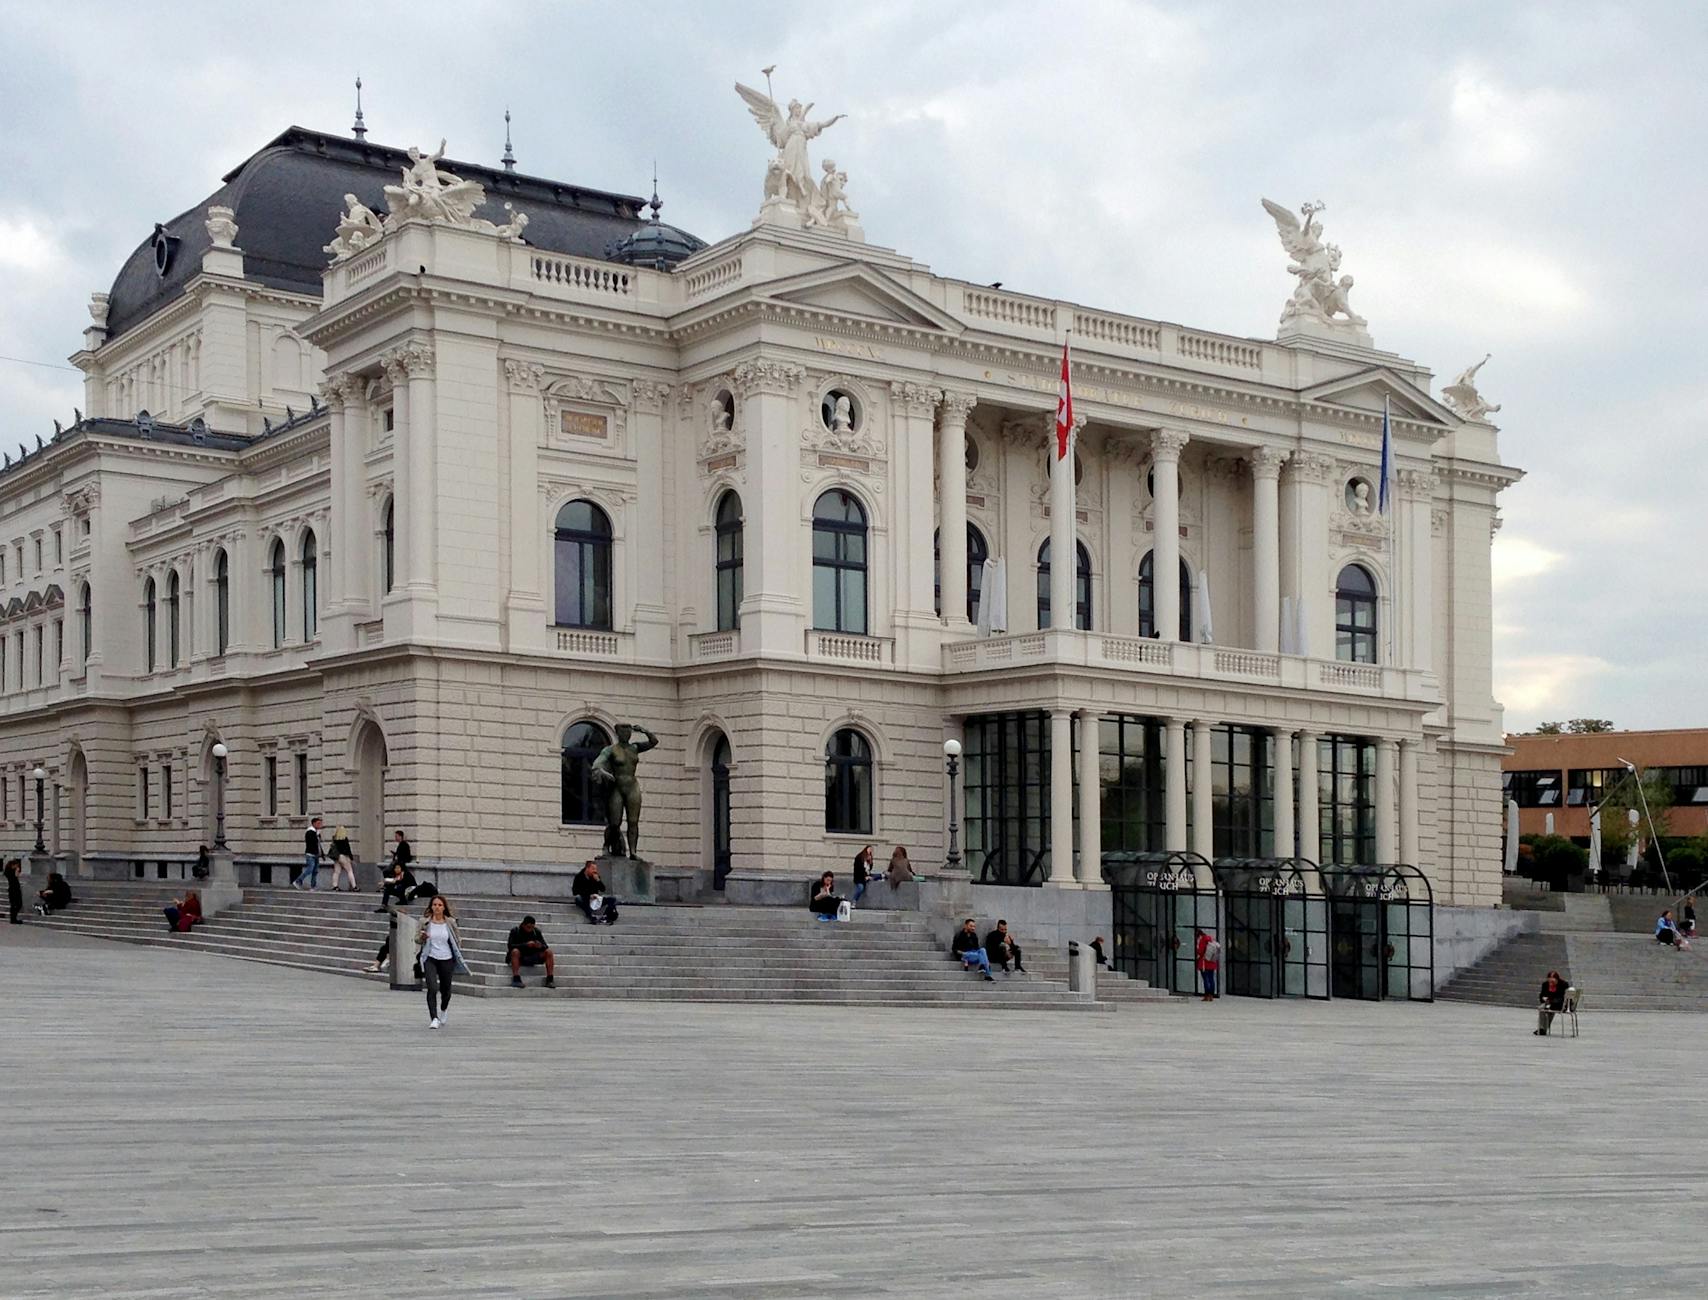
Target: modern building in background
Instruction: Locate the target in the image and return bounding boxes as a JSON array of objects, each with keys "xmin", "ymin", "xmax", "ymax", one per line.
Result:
[
  {"xmin": 1503, "ymin": 728, "xmax": 1708, "ymax": 843},
  {"xmin": 0, "ymin": 97, "xmax": 1519, "ymax": 902}
]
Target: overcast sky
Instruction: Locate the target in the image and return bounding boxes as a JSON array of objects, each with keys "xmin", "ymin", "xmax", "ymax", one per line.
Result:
[{"xmin": 1, "ymin": 1, "xmax": 1703, "ymax": 731}]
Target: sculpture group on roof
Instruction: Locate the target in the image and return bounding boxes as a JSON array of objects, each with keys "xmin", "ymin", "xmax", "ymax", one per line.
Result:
[
  {"xmin": 1261, "ymin": 198, "xmax": 1366, "ymax": 332},
  {"xmin": 325, "ymin": 139, "xmax": 529, "ymax": 262},
  {"xmin": 737, "ymin": 74, "xmax": 861, "ymax": 238}
]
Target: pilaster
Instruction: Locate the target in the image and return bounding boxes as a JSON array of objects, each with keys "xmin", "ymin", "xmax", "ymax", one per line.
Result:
[
  {"xmin": 630, "ymin": 379, "xmax": 674, "ymax": 661},
  {"xmin": 937, "ymin": 391, "xmax": 976, "ymax": 633},
  {"xmin": 890, "ymin": 380, "xmax": 943, "ymax": 667},
  {"xmin": 731, "ymin": 359, "xmax": 806, "ymax": 650},
  {"xmin": 502, "ymin": 360, "xmax": 550, "ymax": 653}
]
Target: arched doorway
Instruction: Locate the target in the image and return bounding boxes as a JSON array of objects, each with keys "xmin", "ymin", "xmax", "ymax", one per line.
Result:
[
  {"xmin": 69, "ymin": 749, "xmax": 88, "ymax": 865},
  {"xmin": 708, "ymin": 731, "xmax": 732, "ymax": 889},
  {"xmin": 353, "ymin": 720, "xmax": 388, "ymax": 867}
]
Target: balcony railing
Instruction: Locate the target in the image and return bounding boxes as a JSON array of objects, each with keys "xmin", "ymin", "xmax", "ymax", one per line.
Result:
[
  {"xmin": 805, "ymin": 630, "xmax": 894, "ymax": 666},
  {"xmin": 688, "ymin": 629, "xmax": 742, "ymax": 661},
  {"xmin": 943, "ymin": 629, "xmax": 1433, "ymax": 701}
]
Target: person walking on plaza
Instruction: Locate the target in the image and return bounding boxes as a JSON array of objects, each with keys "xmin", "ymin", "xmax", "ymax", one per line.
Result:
[
  {"xmin": 1534, "ymin": 970, "xmax": 1568, "ymax": 1036},
  {"xmin": 415, "ymin": 894, "xmax": 468, "ymax": 1029},
  {"xmin": 1195, "ymin": 928, "xmax": 1221, "ymax": 1001},
  {"xmin": 5, "ymin": 859, "xmax": 22, "ymax": 924},
  {"xmin": 297, "ymin": 817, "xmax": 326, "ymax": 890},
  {"xmin": 506, "ymin": 915, "xmax": 557, "ymax": 989},
  {"xmin": 852, "ymin": 844, "xmax": 877, "ymax": 902},
  {"xmin": 951, "ymin": 917, "xmax": 995, "ymax": 981},
  {"xmin": 328, "ymin": 825, "xmax": 357, "ymax": 892}
]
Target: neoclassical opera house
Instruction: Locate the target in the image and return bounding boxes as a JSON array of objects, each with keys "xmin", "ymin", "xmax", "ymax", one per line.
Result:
[{"xmin": 0, "ymin": 88, "xmax": 1518, "ymax": 904}]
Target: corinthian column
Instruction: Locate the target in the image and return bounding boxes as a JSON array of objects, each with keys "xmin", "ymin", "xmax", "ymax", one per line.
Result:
[
  {"xmin": 1152, "ymin": 429, "xmax": 1189, "ymax": 641},
  {"xmin": 1249, "ymin": 446, "xmax": 1287, "ymax": 653},
  {"xmin": 938, "ymin": 392, "xmax": 976, "ymax": 631},
  {"xmin": 1048, "ymin": 413, "xmax": 1082, "ymax": 630}
]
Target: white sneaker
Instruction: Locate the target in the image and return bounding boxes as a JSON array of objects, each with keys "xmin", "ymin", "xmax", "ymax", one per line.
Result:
[{"xmin": 429, "ymin": 1017, "xmax": 440, "ymax": 1029}]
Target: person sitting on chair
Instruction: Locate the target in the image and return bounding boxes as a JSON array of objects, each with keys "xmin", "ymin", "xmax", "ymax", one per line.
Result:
[
  {"xmin": 573, "ymin": 860, "xmax": 619, "ymax": 924},
  {"xmin": 952, "ymin": 917, "xmax": 995, "ymax": 981},
  {"xmin": 1534, "ymin": 969, "xmax": 1568, "ymax": 1035},
  {"xmin": 808, "ymin": 871, "xmax": 842, "ymax": 920},
  {"xmin": 506, "ymin": 915, "xmax": 556, "ymax": 989}
]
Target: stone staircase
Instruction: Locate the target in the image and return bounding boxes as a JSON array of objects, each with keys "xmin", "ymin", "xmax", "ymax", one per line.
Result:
[
  {"xmin": 1437, "ymin": 933, "xmax": 1570, "ymax": 1007},
  {"xmin": 23, "ymin": 881, "xmax": 1120, "ymax": 1011},
  {"xmin": 1439, "ymin": 923, "xmax": 1708, "ymax": 1012}
]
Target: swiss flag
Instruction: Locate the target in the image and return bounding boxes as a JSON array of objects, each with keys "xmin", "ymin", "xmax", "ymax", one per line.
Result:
[{"xmin": 1055, "ymin": 338, "xmax": 1074, "ymax": 460}]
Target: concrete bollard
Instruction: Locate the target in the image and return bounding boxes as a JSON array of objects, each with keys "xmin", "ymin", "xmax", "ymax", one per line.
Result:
[
  {"xmin": 1068, "ymin": 941, "xmax": 1097, "ymax": 998},
  {"xmin": 199, "ymin": 849, "xmax": 244, "ymax": 919},
  {"xmin": 390, "ymin": 907, "xmax": 420, "ymax": 991}
]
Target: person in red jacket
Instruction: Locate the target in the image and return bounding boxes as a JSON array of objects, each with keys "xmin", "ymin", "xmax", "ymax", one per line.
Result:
[
  {"xmin": 1195, "ymin": 928, "xmax": 1221, "ymax": 1002},
  {"xmin": 163, "ymin": 890, "xmax": 203, "ymax": 933}
]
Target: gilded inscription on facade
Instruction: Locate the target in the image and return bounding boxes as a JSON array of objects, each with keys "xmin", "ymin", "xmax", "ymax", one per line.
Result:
[{"xmin": 560, "ymin": 410, "xmax": 608, "ymax": 439}]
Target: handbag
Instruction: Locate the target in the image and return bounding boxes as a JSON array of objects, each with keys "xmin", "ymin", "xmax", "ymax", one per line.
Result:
[{"xmin": 835, "ymin": 900, "xmax": 852, "ymax": 922}]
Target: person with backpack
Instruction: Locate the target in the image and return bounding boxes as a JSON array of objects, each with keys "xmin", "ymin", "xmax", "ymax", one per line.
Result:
[{"xmin": 1195, "ymin": 928, "xmax": 1221, "ymax": 1002}]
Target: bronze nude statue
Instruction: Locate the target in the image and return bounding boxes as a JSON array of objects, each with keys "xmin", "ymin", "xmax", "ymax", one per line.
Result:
[{"xmin": 590, "ymin": 723, "xmax": 659, "ymax": 857}]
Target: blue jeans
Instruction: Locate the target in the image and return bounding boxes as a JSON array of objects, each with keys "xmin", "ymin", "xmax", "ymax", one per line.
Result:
[
  {"xmin": 960, "ymin": 949, "xmax": 991, "ymax": 974},
  {"xmin": 299, "ymin": 854, "xmax": 320, "ymax": 888},
  {"xmin": 853, "ymin": 881, "xmax": 868, "ymax": 902},
  {"xmin": 1201, "ymin": 968, "xmax": 1217, "ymax": 997}
]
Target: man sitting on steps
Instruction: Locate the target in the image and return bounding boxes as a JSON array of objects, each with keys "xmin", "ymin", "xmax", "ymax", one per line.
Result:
[
  {"xmin": 951, "ymin": 917, "xmax": 995, "ymax": 981},
  {"xmin": 506, "ymin": 916, "xmax": 556, "ymax": 989},
  {"xmin": 985, "ymin": 919, "xmax": 1026, "ymax": 974}
]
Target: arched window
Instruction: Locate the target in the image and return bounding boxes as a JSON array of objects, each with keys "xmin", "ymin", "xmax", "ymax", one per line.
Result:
[
  {"xmin": 143, "ymin": 577, "xmax": 157, "ymax": 672},
  {"xmin": 382, "ymin": 498, "xmax": 395, "ymax": 594},
  {"xmin": 811, "ymin": 490, "xmax": 868, "ymax": 634},
  {"xmin": 714, "ymin": 490, "xmax": 743, "ymax": 632},
  {"xmin": 1036, "ymin": 538, "xmax": 1092, "ymax": 630},
  {"xmin": 269, "ymin": 539, "xmax": 287, "ymax": 649},
  {"xmin": 1138, "ymin": 552, "xmax": 1193, "ymax": 640},
  {"xmin": 166, "ymin": 570, "xmax": 181, "ymax": 667},
  {"xmin": 554, "ymin": 500, "xmax": 613, "ymax": 629},
  {"xmin": 1335, "ymin": 563, "xmax": 1378, "ymax": 664},
  {"xmin": 824, "ymin": 727, "xmax": 873, "ymax": 834},
  {"xmin": 301, "ymin": 531, "xmax": 318, "ymax": 641},
  {"xmin": 214, "ymin": 549, "xmax": 230, "ymax": 656},
  {"xmin": 934, "ymin": 523, "xmax": 989, "ymax": 624},
  {"xmin": 560, "ymin": 720, "xmax": 611, "ymax": 825},
  {"xmin": 79, "ymin": 583, "xmax": 91, "ymax": 667}
]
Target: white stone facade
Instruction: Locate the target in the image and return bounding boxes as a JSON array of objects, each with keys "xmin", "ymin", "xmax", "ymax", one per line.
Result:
[{"xmin": 0, "ymin": 125, "xmax": 1520, "ymax": 904}]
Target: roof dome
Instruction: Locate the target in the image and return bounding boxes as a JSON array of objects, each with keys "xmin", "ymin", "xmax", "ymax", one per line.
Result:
[{"xmin": 606, "ymin": 187, "xmax": 706, "ymax": 270}]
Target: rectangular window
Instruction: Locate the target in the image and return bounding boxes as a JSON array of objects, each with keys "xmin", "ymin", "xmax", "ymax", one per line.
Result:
[
  {"xmin": 162, "ymin": 763, "xmax": 173, "ymax": 819},
  {"xmin": 962, "ymin": 711, "xmax": 1060, "ymax": 885},
  {"xmin": 32, "ymin": 626, "xmax": 43, "ymax": 686},
  {"xmin": 1506, "ymin": 769, "xmax": 1562, "ymax": 809},
  {"xmin": 295, "ymin": 752, "xmax": 309, "ymax": 815},
  {"xmin": 52, "ymin": 619, "xmax": 62, "ymax": 678},
  {"xmin": 33, "ymin": 537, "xmax": 42, "ymax": 573},
  {"xmin": 53, "ymin": 528, "xmax": 62, "ymax": 564},
  {"xmin": 1318, "ymin": 736, "xmax": 1375, "ymax": 866},
  {"xmin": 265, "ymin": 756, "xmax": 279, "ymax": 817},
  {"xmin": 383, "ymin": 407, "xmax": 395, "ymax": 433},
  {"xmin": 14, "ymin": 631, "xmax": 22, "ymax": 684},
  {"xmin": 1211, "ymin": 723, "xmax": 1275, "ymax": 858},
  {"xmin": 139, "ymin": 766, "xmax": 151, "ymax": 819},
  {"xmin": 1100, "ymin": 714, "xmax": 1167, "ymax": 855},
  {"xmin": 2, "ymin": 774, "xmax": 8, "ymax": 820}
]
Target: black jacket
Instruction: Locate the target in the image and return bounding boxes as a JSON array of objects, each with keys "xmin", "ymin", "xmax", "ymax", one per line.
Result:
[
  {"xmin": 331, "ymin": 836, "xmax": 353, "ymax": 859},
  {"xmin": 304, "ymin": 827, "xmax": 322, "ymax": 856},
  {"xmin": 392, "ymin": 840, "xmax": 413, "ymax": 869},
  {"xmin": 1539, "ymin": 979, "xmax": 1567, "ymax": 1011},
  {"xmin": 387, "ymin": 867, "xmax": 418, "ymax": 892},
  {"xmin": 984, "ymin": 928, "xmax": 1011, "ymax": 960},
  {"xmin": 5, "ymin": 871, "xmax": 20, "ymax": 906},
  {"xmin": 45, "ymin": 876, "xmax": 71, "ymax": 906},
  {"xmin": 951, "ymin": 929, "xmax": 983, "ymax": 957},
  {"xmin": 508, "ymin": 925, "xmax": 549, "ymax": 953},
  {"xmin": 573, "ymin": 869, "xmax": 604, "ymax": 901}
]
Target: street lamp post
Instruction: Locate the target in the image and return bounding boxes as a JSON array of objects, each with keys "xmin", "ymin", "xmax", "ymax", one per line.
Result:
[
  {"xmin": 943, "ymin": 738, "xmax": 963, "ymax": 875},
  {"xmin": 31, "ymin": 765, "xmax": 46, "ymax": 855},
  {"xmin": 211, "ymin": 742, "xmax": 228, "ymax": 849}
]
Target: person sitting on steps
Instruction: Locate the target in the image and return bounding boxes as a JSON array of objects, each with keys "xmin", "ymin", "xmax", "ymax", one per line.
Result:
[
  {"xmin": 573, "ymin": 860, "xmax": 619, "ymax": 924},
  {"xmin": 34, "ymin": 871, "xmax": 73, "ymax": 916},
  {"xmin": 951, "ymin": 917, "xmax": 995, "ymax": 981},
  {"xmin": 376, "ymin": 860, "xmax": 421, "ymax": 912},
  {"xmin": 1656, "ymin": 909, "xmax": 1686, "ymax": 950},
  {"xmin": 985, "ymin": 919, "xmax": 1026, "ymax": 974},
  {"xmin": 506, "ymin": 915, "xmax": 556, "ymax": 989},
  {"xmin": 163, "ymin": 890, "xmax": 204, "ymax": 934},
  {"xmin": 885, "ymin": 845, "xmax": 916, "ymax": 889},
  {"xmin": 1534, "ymin": 970, "xmax": 1568, "ymax": 1036},
  {"xmin": 808, "ymin": 871, "xmax": 842, "ymax": 921},
  {"xmin": 852, "ymin": 845, "xmax": 877, "ymax": 902}
]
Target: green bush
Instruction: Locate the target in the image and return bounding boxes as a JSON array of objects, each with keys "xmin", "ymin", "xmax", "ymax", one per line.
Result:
[{"xmin": 1526, "ymin": 834, "xmax": 1588, "ymax": 890}]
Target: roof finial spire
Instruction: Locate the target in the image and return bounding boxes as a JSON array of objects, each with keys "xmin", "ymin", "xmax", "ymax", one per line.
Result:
[
  {"xmin": 352, "ymin": 75, "xmax": 367, "ymax": 139},
  {"xmin": 502, "ymin": 108, "xmax": 516, "ymax": 172},
  {"xmin": 649, "ymin": 160, "xmax": 662, "ymax": 223}
]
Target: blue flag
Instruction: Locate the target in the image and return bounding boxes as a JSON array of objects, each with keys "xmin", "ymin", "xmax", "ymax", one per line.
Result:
[{"xmin": 1378, "ymin": 398, "xmax": 1393, "ymax": 514}]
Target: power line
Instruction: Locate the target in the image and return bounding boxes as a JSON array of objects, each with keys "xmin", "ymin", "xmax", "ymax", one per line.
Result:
[{"xmin": 0, "ymin": 353, "xmax": 81, "ymax": 373}]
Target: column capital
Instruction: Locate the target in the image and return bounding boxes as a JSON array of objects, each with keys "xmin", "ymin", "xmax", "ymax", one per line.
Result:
[
  {"xmin": 317, "ymin": 375, "xmax": 360, "ymax": 411},
  {"xmin": 889, "ymin": 380, "xmax": 943, "ymax": 417},
  {"xmin": 1151, "ymin": 428, "xmax": 1190, "ymax": 463},
  {"xmin": 730, "ymin": 359, "xmax": 804, "ymax": 398},
  {"xmin": 1396, "ymin": 466, "xmax": 1435, "ymax": 500},
  {"xmin": 940, "ymin": 390, "xmax": 978, "ymax": 425},
  {"xmin": 1287, "ymin": 450, "xmax": 1336, "ymax": 483},
  {"xmin": 380, "ymin": 340, "xmax": 434, "ymax": 380},
  {"xmin": 1049, "ymin": 705, "xmax": 1074, "ymax": 721},
  {"xmin": 1248, "ymin": 445, "xmax": 1290, "ymax": 479},
  {"xmin": 1377, "ymin": 735, "xmax": 1400, "ymax": 752},
  {"xmin": 630, "ymin": 379, "xmax": 672, "ymax": 413},
  {"xmin": 503, "ymin": 359, "xmax": 546, "ymax": 393}
]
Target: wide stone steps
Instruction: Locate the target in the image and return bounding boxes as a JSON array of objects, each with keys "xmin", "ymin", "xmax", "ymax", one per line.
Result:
[
  {"xmin": 28, "ymin": 882, "xmax": 1110, "ymax": 1011},
  {"xmin": 1437, "ymin": 934, "xmax": 1570, "ymax": 1006}
]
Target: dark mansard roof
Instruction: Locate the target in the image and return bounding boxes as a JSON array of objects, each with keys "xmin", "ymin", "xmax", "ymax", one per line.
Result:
[{"xmin": 104, "ymin": 126, "xmax": 705, "ymax": 341}]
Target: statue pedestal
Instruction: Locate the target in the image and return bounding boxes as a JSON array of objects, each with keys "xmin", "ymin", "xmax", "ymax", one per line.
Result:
[
  {"xmin": 201, "ymin": 849, "xmax": 244, "ymax": 919},
  {"xmin": 594, "ymin": 856, "xmax": 656, "ymax": 905}
]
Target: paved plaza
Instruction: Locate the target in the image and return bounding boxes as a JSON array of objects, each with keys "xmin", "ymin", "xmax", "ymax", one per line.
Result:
[{"xmin": 2, "ymin": 927, "xmax": 1705, "ymax": 1299}]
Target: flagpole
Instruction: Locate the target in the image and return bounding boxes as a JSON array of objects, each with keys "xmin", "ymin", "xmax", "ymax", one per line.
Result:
[
  {"xmin": 1384, "ymin": 396, "xmax": 1398, "ymax": 666},
  {"xmin": 1049, "ymin": 332, "xmax": 1076, "ymax": 635}
]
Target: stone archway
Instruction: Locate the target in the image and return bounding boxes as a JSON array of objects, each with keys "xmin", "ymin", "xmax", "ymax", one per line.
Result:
[{"xmin": 353, "ymin": 719, "xmax": 388, "ymax": 867}]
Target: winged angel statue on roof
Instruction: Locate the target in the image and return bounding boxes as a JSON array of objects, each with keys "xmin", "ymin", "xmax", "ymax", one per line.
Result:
[
  {"xmin": 1441, "ymin": 354, "xmax": 1501, "ymax": 422},
  {"xmin": 735, "ymin": 76, "xmax": 857, "ymax": 233},
  {"xmin": 1261, "ymin": 198, "xmax": 1366, "ymax": 331}
]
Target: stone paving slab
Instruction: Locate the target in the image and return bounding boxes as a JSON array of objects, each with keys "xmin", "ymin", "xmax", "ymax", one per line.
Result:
[{"xmin": 2, "ymin": 922, "xmax": 1706, "ymax": 1298}]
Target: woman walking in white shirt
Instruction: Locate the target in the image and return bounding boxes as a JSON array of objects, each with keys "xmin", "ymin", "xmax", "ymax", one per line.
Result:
[{"xmin": 414, "ymin": 894, "xmax": 468, "ymax": 1028}]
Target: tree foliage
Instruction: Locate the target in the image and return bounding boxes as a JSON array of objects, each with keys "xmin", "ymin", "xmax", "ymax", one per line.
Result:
[{"xmin": 1533, "ymin": 718, "xmax": 1615, "ymax": 735}]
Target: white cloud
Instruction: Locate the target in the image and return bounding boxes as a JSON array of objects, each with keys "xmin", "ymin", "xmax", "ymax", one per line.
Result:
[{"xmin": 0, "ymin": 215, "xmax": 68, "ymax": 275}]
